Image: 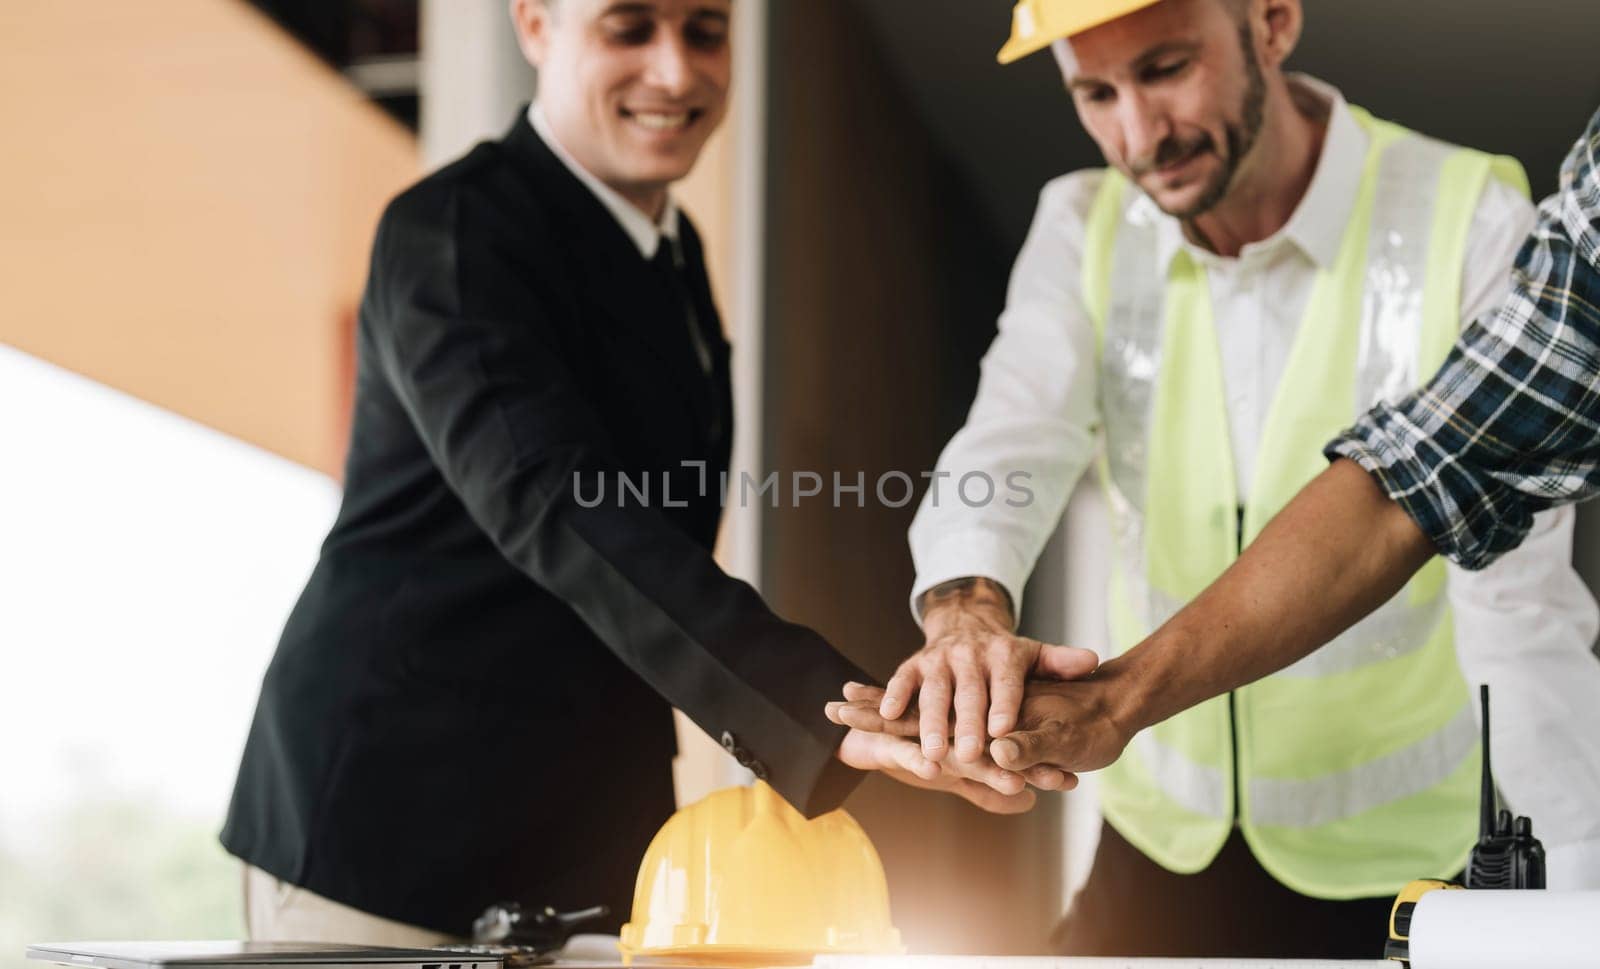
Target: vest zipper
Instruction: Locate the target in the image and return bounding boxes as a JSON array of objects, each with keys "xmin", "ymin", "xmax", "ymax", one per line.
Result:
[{"xmin": 1230, "ymin": 505, "xmax": 1245, "ymax": 828}]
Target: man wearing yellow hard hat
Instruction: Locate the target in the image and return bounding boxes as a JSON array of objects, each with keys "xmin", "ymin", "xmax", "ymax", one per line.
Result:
[{"xmin": 832, "ymin": 0, "xmax": 1600, "ymax": 958}]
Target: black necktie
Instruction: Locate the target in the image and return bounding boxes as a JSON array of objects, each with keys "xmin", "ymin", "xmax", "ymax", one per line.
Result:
[
  {"xmin": 651, "ymin": 236, "xmax": 723, "ymax": 444},
  {"xmin": 652, "ymin": 237, "xmax": 713, "ymax": 376}
]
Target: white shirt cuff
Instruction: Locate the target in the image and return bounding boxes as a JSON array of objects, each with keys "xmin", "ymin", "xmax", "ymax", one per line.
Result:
[
  {"xmin": 908, "ymin": 528, "xmax": 1033, "ymax": 629},
  {"xmin": 1546, "ymin": 838, "xmax": 1600, "ymax": 890}
]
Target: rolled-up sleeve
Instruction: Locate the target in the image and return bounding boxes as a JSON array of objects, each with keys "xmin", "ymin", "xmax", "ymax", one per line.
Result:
[{"xmin": 1327, "ymin": 105, "xmax": 1600, "ymax": 570}]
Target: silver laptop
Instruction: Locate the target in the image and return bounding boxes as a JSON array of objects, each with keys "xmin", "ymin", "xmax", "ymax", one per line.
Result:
[{"xmin": 26, "ymin": 942, "xmax": 503, "ymax": 969}]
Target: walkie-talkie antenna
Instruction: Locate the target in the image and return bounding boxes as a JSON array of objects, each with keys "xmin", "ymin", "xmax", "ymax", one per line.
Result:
[
  {"xmin": 1465, "ymin": 683, "xmax": 1544, "ymax": 888},
  {"xmin": 1479, "ymin": 683, "xmax": 1495, "ymax": 844}
]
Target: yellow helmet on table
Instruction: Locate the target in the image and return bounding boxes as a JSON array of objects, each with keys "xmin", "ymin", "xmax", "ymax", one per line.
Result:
[
  {"xmin": 997, "ymin": 0, "xmax": 1167, "ymax": 63},
  {"xmin": 617, "ymin": 781, "xmax": 902, "ymax": 966}
]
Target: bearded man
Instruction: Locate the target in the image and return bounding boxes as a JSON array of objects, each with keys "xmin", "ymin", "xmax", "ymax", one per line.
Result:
[{"xmin": 833, "ymin": 0, "xmax": 1600, "ymax": 957}]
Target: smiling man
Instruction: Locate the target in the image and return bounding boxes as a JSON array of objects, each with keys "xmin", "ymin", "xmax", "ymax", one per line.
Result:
[
  {"xmin": 833, "ymin": 0, "xmax": 1600, "ymax": 958},
  {"xmin": 220, "ymin": 0, "xmax": 1042, "ymax": 947}
]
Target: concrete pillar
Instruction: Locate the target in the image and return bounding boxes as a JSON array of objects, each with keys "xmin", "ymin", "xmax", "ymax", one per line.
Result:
[{"xmin": 419, "ymin": 0, "xmax": 538, "ymax": 170}]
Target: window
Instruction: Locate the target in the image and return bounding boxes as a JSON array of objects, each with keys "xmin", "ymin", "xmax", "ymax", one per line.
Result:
[{"xmin": 0, "ymin": 345, "xmax": 340, "ymax": 962}]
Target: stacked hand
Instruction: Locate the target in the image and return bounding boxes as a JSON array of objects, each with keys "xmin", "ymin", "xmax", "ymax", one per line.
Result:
[
  {"xmin": 834, "ymin": 716, "xmax": 1042, "ymax": 815},
  {"xmin": 827, "ymin": 577, "xmax": 1137, "ymax": 813},
  {"xmin": 830, "ymin": 679, "xmax": 1133, "ymax": 776}
]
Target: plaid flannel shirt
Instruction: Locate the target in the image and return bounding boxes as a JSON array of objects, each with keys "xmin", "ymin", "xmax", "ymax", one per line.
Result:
[{"xmin": 1327, "ymin": 105, "xmax": 1600, "ymax": 570}]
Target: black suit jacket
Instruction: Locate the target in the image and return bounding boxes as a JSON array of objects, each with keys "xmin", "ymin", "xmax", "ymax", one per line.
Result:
[{"xmin": 221, "ymin": 111, "xmax": 869, "ymax": 935}]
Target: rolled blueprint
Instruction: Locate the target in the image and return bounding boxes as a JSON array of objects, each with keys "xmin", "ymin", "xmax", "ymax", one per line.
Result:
[{"xmin": 1409, "ymin": 889, "xmax": 1600, "ymax": 969}]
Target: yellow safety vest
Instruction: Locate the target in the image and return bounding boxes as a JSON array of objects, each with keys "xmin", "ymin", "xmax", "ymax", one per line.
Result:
[{"xmin": 1081, "ymin": 106, "xmax": 1529, "ymax": 899}]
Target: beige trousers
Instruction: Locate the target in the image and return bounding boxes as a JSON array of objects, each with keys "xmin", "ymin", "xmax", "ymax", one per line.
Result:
[{"xmin": 243, "ymin": 864, "xmax": 460, "ymax": 947}]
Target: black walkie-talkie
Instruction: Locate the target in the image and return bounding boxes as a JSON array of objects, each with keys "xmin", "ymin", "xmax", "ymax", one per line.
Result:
[
  {"xmin": 1385, "ymin": 685, "xmax": 1547, "ymax": 963},
  {"xmin": 1464, "ymin": 684, "xmax": 1546, "ymax": 889}
]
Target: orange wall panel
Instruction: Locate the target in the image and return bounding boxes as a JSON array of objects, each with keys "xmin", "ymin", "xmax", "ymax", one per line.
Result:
[{"xmin": 0, "ymin": 0, "xmax": 418, "ymax": 476}]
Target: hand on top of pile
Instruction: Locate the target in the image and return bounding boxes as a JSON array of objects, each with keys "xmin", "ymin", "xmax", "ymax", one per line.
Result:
[
  {"xmin": 829, "ymin": 678, "xmax": 1135, "ymax": 785},
  {"xmin": 832, "ymin": 682, "xmax": 1079, "ymax": 807},
  {"xmin": 836, "ymin": 575, "xmax": 1099, "ymax": 745},
  {"xmin": 878, "ymin": 577, "xmax": 1100, "ymax": 762},
  {"xmin": 823, "ymin": 576, "xmax": 1122, "ymax": 811}
]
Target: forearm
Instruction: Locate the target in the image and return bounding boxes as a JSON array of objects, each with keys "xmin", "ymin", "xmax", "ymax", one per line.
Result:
[{"xmin": 1106, "ymin": 459, "xmax": 1438, "ymax": 733}]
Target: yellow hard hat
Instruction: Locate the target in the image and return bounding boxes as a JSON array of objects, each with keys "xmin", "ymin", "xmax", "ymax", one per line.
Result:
[
  {"xmin": 997, "ymin": 0, "xmax": 1166, "ymax": 64},
  {"xmin": 617, "ymin": 781, "xmax": 903, "ymax": 966}
]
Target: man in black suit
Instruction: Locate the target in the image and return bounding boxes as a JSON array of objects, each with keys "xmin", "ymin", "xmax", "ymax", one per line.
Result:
[{"xmin": 223, "ymin": 0, "xmax": 1053, "ymax": 946}]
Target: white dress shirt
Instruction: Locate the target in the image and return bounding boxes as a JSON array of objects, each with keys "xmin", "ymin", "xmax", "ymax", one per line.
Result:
[
  {"xmin": 909, "ymin": 76, "xmax": 1600, "ymax": 887},
  {"xmin": 529, "ymin": 102, "xmax": 679, "ymax": 258}
]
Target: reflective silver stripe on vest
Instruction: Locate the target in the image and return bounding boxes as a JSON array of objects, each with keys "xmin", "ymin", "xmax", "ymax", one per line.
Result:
[
  {"xmin": 1102, "ymin": 193, "xmax": 1166, "ymax": 516},
  {"xmin": 1353, "ymin": 133, "xmax": 1454, "ymax": 416},
  {"xmin": 1278, "ymin": 133, "xmax": 1455, "ymax": 680},
  {"xmin": 1100, "ymin": 192, "xmax": 1167, "ymax": 636},
  {"xmin": 1130, "ymin": 728, "xmax": 1229, "ymax": 820},
  {"xmin": 1248, "ymin": 701, "xmax": 1478, "ymax": 828}
]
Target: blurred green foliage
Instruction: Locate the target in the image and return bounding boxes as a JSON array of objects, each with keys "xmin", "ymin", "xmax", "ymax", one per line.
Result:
[{"xmin": 0, "ymin": 798, "xmax": 242, "ymax": 969}]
